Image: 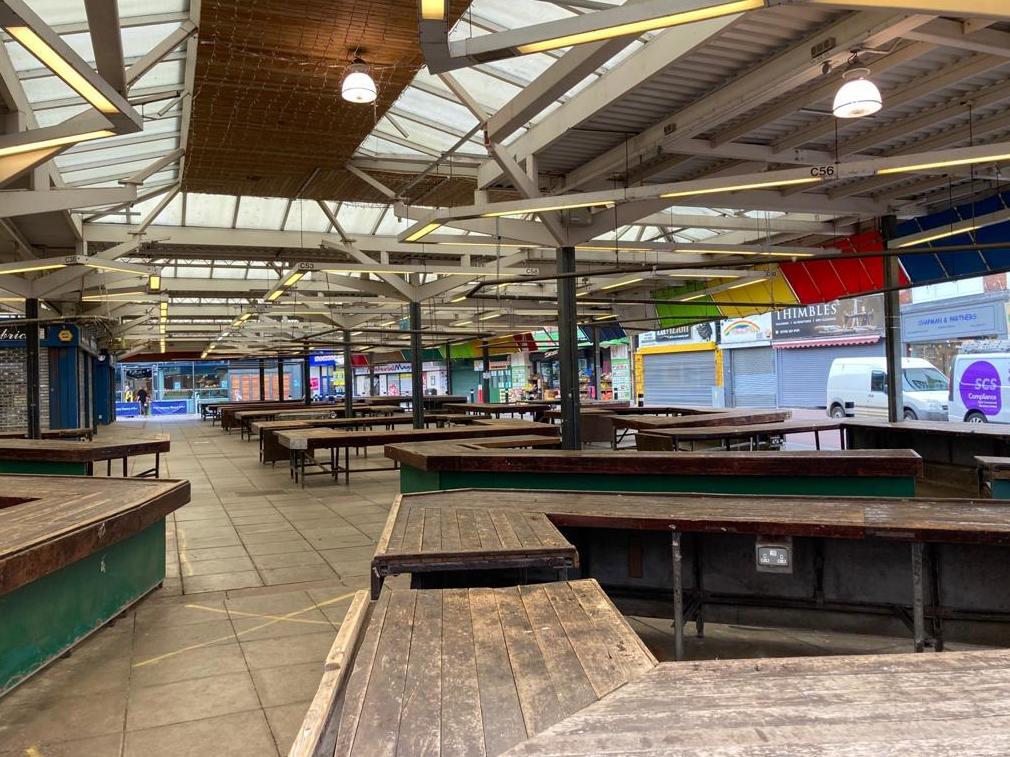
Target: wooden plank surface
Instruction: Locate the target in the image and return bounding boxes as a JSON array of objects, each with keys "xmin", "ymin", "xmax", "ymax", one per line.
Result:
[
  {"xmin": 278, "ymin": 422, "xmax": 558, "ymax": 451},
  {"xmin": 502, "ymin": 650, "xmax": 1010, "ymax": 756},
  {"xmin": 0, "ymin": 475, "xmax": 191, "ymax": 594},
  {"xmin": 382, "ymin": 440, "xmax": 922, "ymax": 478},
  {"xmin": 332, "ymin": 580, "xmax": 653, "ymax": 757},
  {"xmin": 0, "ymin": 435, "xmax": 170, "ymax": 462},
  {"xmin": 612, "ymin": 408, "xmax": 791, "ymax": 431}
]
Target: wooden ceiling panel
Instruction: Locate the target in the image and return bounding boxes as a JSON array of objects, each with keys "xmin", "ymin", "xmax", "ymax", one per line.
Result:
[{"xmin": 184, "ymin": 0, "xmax": 473, "ymax": 203}]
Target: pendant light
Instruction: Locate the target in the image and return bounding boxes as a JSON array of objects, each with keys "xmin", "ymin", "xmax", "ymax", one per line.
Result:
[
  {"xmin": 833, "ymin": 67, "xmax": 882, "ymax": 119},
  {"xmin": 341, "ymin": 58, "xmax": 377, "ymax": 104}
]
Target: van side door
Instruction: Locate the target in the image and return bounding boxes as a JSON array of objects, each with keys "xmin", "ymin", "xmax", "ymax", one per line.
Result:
[{"xmin": 867, "ymin": 369, "xmax": 889, "ymax": 416}]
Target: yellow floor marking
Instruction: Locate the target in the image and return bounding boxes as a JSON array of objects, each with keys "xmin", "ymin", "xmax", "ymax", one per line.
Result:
[
  {"xmin": 132, "ymin": 590, "xmax": 356, "ymax": 668},
  {"xmin": 175, "ymin": 526, "xmax": 193, "ymax": 577},
  {"xmin": 25, "ymin": 747, "xmax": 43, "ymax": 757},
  {"xmin": 184, "ymin": 603, "xmax": 331, "ymax": 625}
]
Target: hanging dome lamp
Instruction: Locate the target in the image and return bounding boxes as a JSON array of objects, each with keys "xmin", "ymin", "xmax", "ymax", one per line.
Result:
[
  {"xmin": 342, "ymin": 58, "xmax": 377, "ymax": 104},
  {"xmin": 833, "ymin": 65, "xmax": 882, "ymax": 119}
]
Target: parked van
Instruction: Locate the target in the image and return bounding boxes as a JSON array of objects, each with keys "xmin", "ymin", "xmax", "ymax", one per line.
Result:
[
  {"xmin": 825, "ymin": 357, "xmax": 949, "ymax": 420},
  {"xmin": 948, "ymin": 352, "xmax": 1010, "ymax": 423}
]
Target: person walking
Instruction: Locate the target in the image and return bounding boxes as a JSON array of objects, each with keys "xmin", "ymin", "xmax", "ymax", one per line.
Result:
[{"xmin": 136, "ymin": 386, "xmax": 149, "ymax": 415}]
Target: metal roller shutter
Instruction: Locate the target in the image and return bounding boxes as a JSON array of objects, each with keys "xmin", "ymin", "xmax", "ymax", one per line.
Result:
[
  {"xmin": 728, "ymin": 347, "xmax": 776, "ymax": 407},
  {"xmin": 776, "ymin": 343, "xmax": 883, "ymax": 408},
  {"xmin": 643, "ymin": 350, "xmax": 716, "ymax": 406}
]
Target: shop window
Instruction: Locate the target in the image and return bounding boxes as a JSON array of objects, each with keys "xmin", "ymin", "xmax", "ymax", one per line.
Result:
[{"xmin": 870, "ymin": 370, "xmax": 887, "ymax": 393}]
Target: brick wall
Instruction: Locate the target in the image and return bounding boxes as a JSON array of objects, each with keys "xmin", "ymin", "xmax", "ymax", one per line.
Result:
[{"xmin": 0, "ymin": 346, "xmax": 49, "ymax": 432}]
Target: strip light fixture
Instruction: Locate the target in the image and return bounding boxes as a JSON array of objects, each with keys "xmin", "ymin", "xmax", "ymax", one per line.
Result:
[
  {"xmin": 148, "ymin": 274, "xmax": 161, "ymax": 291},
  {"xmin": 404, "ymin": 222, "xmax": 442, "ymax": 242},
  {"xmin": 0, "ymin": 261, "xmax": 67, "ymax": 275},
  {"xmin": 515, "ymin": 0, "xmax": 765, "ymax": 54},
  {"xmin": 897, "ymin": 224, "xmax": 980, "ymax": 247},
  {"xmin": 661, "ymin": 176, "xmax": 821, "ymax": 199},
  {"xmin": 0, "ymin": 130, "xmax": 115, "ymax": 158},
  {"xmin": 600, "ymin": 277, "xmax": 644, "ymax": 291},
  {"xmin": 482, "ymin": 200, "xmax": 614, "ymax": 218},
  {"xmin": 876, "ymin": 152, "xmax": 1010, "ymax": 176},
  {"xmin": 3, "ymin": 26, "xmax": 118, "ymax": 114},
  {"xmin": 419, "ymin": 0, "xmax": 445, "ymax": 20}
]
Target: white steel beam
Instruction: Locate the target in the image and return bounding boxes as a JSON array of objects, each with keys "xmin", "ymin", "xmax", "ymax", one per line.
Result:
[
  {"xmin": 124, "ymin": 21, "xmax": 198, "ymax": 87},
  {"xmin": 1, "ymin": 186, "xmax": 136, "ymax": 218},
  {"xmin": 84, "ymin": 0, "xmax": 126, "ymax": 95}
]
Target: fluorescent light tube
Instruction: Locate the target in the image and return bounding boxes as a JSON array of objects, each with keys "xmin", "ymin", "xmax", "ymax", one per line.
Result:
[
  {"xmin": 5, "ymin": 26, "xmax": 118, "ymax": 114},
  {"xmin": 0, "ymin": 129, "xmax": 115, "ymax": 158},
  {"xmin": 516, "ymin": 0, "xmax": 765, "ymax": 54},
  {"xmin": 876, "ymin": 153, "xmax": 1010, "ymax": 176},
  {"xmin": 83, "ymin": 261, "xmax": 146, "ymax": 275},
  {"xmin": 482, "ymin": 200, "xmax": 614, "ymax": 218},
  {"xmin": 148, "ymin": 274, "xmax": 161, "ymax": 291},
  {"xmin": 284, "ymin": 271, "xmax": 305, "ymax": 286},
  {"xmin": 266, "ymin": 289, "xmax": 284, "ymax": 302},
  {"xmin": 600, "ymin": 277, "xmax": 643, "ymax": 291},
  {"xmin": 404, "ymin": 222, "xmax": 441, "ymax": 242},
  {"xmin": 419, "ymin": 0, "xmax": 445, "ymax": 20},
  {"xmin": 897, "ymin": 224, "xmax": 980, "ymax": 247},
  {"xmin": 688, "ymin": 247, "xmax": 816, "ymax": 257},
  {"xmin": 662, "ymin": 176, "xmax": 821, "ymax": 199},
  {"xmin": 0, "ymin": 262, "xmax": 67, "ymax": 275}
]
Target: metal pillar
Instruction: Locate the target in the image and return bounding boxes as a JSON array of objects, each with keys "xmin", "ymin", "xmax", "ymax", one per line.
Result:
[
  {"xmin": 302, "ymin": 354, "xmax": 311, "ymax": 405},
  {"xmin": 25, "ymin": 298, "xmax": 40, "ymax": 439},
  {"xmin": 882, "ymin": 215, "xmax": 903, "ymax": 423},
  {"xmin": 481, "ymin": 340, "xmax": 491, "ymax": 404},
  {"xmin": 343, "ymin": 330, "xmax": 354, "ymax": 419},
  {"xmin": 258, "ymin": 359, "xmax": 266, "ymax": 400},
  {"xmin": 671, "ymin": 529, "xmax": 685, "ymax": 661},
  {"xmin": 557, "ymin": 246, "xmax": 581, "ymax": 449},
  {"xmin": 591, "ymin": 325, "xmax": 601, "ymax": 401},
  {"xmin": 445, "ymin": 340, "xmax": 453, "ymax": 395},
  {"xmin": 277, "ymin": 357, "xmax": 285, "ymax": 400},
  {"xmin": 409, "ymin": 302, "xmax": 424, "ymax": 428}
]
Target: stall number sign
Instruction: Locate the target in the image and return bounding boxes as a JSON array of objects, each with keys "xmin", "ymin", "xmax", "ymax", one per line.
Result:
[{"xmin": 960, "ymin": 360, "xmax": 1002, "ymax": 416}]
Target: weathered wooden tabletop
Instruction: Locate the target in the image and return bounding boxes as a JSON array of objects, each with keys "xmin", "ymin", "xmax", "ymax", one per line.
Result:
[
  {"xmin": 332, "ymin": 579, "xmax": 655, "ymax": 757},
  {"xmin": 0, "ymin": 435, "xmax": 170, "ymax": 461}
]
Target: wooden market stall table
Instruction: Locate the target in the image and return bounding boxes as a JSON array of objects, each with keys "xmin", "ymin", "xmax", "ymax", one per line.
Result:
[
  {"xmin": 0, "ymin": 435, "xmax": 171, "ymax": 477},
  {"xmin": 610, "ymin": 408, "xmax": 792, "ymax": 448},
  {"xmin": 382, "ymin": 441, "xmax": 917, "ymax": 496},
  {"xmin": 0, "ymin": 427, "xmax": 94, "ymax": 441},
  {"xmin": 277, "ymin": 421, "xmax": 560, "ymax": 486},
  {"xmin": 444, "ymin": 401, "xmax": 552, "ymax": 420},
  {"xmin": 976, "ymin": 456, "xmax": 1010, "ymax": 498},
  {"xmin": 503, "ymin": 650, "xmax": 1010, "ymax": 756},
  {"xmin": 204, "ymin": 398, "xmax": 303, "ymax": 424},
  {"xmin": 253, "ymin": 415, "xmax": 417, "ymax": 464},
  {"xmin": 844, "ymin": 418, "xmax": 1010, "ymax": 493},
  {"xmin": 0, "ymin": 475, "xmax": 190, "ymax": 695},
  {"xmin": 636, "ymin": 418, "xmax": 845, "ymax": 451},
  {"xmin": 289, "ymin": 579, "xmax": 655, "ymax": 757},
  {"xmin": 233, "ymin": 405, "xmax": 348, "ymax": 440},
  {"xmin": 372, "ymin": 487, "xmax": 1010, "ymax": 653}
]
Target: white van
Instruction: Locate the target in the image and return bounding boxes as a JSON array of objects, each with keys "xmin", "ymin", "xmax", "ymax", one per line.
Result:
[
  {"xmin": 825, "ymin": 357, "xmax": 949, "ymax": 420},
  {"xmin": 948, "ymin": 353, "xmax": 1010, "ymax": 423}
]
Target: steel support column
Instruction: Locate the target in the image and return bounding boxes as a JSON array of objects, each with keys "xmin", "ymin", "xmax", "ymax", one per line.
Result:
[
  {"xmin": 557, "ymin": 245, "xmax": 581, "ymax": 449},
  {"xmin": 343, "ymin": 330, "xmax": 354, "ymax": 419},
  {"xmin": 445, "ymin": 341, "xmax": 453, "ymax": 395},
  {"xmin": 302, "ymin": 354, "xmax": 311, "ymax": 405},
  {"xmin": 481, "ymin": 340, "xmax": 491, "ymax": 403},
  {"xmin": 410, "ymin": 302, "xmax": 424, "ymax": 429},
  {"xmin": 591, "ymin": 325, "xmax": 601, "ymax": 401},
  {"xmin": 882, "ymin": 215, "xmax": 903, "ymax": 423},
  {"xmin": 258, "ymin": 359, "xmax": 266, "ymax": 401},
  {"xmin": 25, "ymin": 298, "xmax": 40, "ymax": 440},
  {"xmin": 277, "ymin": 357, "xmax": 285, "ymax": 400}
]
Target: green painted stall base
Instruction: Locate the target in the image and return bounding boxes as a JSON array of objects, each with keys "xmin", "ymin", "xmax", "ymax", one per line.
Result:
[
  {"xmin": 399, "ymin": 466, "xmax": 916, "ymax": 498},
  {"xmin": 992, "ymin": 480, "xmax": 1010, "ymax": 500},
  {"xmin": 0, "ymin": 521, "xmax": 165, "ymax": 696},
  {"xmin": 0, "ymin": 460, "xmax": 89, "ymax": 476}
]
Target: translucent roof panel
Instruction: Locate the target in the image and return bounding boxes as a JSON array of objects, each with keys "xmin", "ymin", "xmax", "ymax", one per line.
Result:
[
  {"xmin": 284, "ymin": 200, "xmax": 332, "ymax": 233},
  {"xmin": 136, "ymin": 191, "xmax": 183, "ymax": 226},
  {"xmin": 185, "ymin": 194, "xmax": 238, "ymax": 228},
  {"xmin": 337, "ymin": 204, "xmax": 386, "ymax": 235},
  {"xmin": 235, "ymin": 196, "xmax": 288, "ymax": 230}
]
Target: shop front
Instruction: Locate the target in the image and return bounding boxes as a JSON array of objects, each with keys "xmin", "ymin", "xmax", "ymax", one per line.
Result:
[
  {"xmin": 902, "ymin": 291, "xmax": 1009, "ymax": 375},
  {"xmin": 637, "ymin": 324, "xmax": 720, "ymax": 406},
  {"xmin": 720, "ymin": 313, "xmax": 775, "ymax": 408},
  {"xmin": 773, "ymin": 297, "xmax": 884, "ymax": 408}
]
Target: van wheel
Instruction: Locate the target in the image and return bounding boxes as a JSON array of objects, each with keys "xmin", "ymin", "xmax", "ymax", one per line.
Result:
[
  {"xmin": 966, "ymin": 411, "xmax": 987, "ymax": 424},
  {"xmin": 829, "ymin": 404, "xmax": 845, "ymax": 419},
  {"xmin": 903, "ymin": 408, "xmax": 918, "ymax": 421}
]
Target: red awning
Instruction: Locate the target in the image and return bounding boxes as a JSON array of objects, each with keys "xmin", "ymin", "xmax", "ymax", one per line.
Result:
[{"xmin": 774, "ymin": 335, "xmax": 881, "ymax": 349}]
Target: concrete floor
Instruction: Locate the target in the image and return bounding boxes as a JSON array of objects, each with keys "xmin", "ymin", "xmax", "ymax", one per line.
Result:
[{"xmin": 0, "ymin": 416, "xmax": 987, "ymax": 757}]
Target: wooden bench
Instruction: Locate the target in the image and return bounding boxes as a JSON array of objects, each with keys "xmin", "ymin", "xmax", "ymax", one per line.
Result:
[
  {"xmin": 0, "ymin": 435, "xmax": 171, "ymax": 477},
  {"xmin": 504, "ymin": 650, "xmax": 1010, "ymax": 756},
  {"xmin": 278, "ymin": 422, "xmax": 560, "ymax": 486},
  {"xmin": 371, "ymin": 488, "xmax": 1010, "ymax": 652},
  {"xmin": 383, "ymin": 442, "xmax": 922, "ymax": 497},
  {"xmin": 0, "ymin": 475, "xmax": 190, "ymax": 694},
  {"xmin": 292, "ymin": 579, "xmax": 655, "ymax": 757},
  {"xmin": 636, "ymin": 418, "xmax": 845, "ymax": 451}
]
